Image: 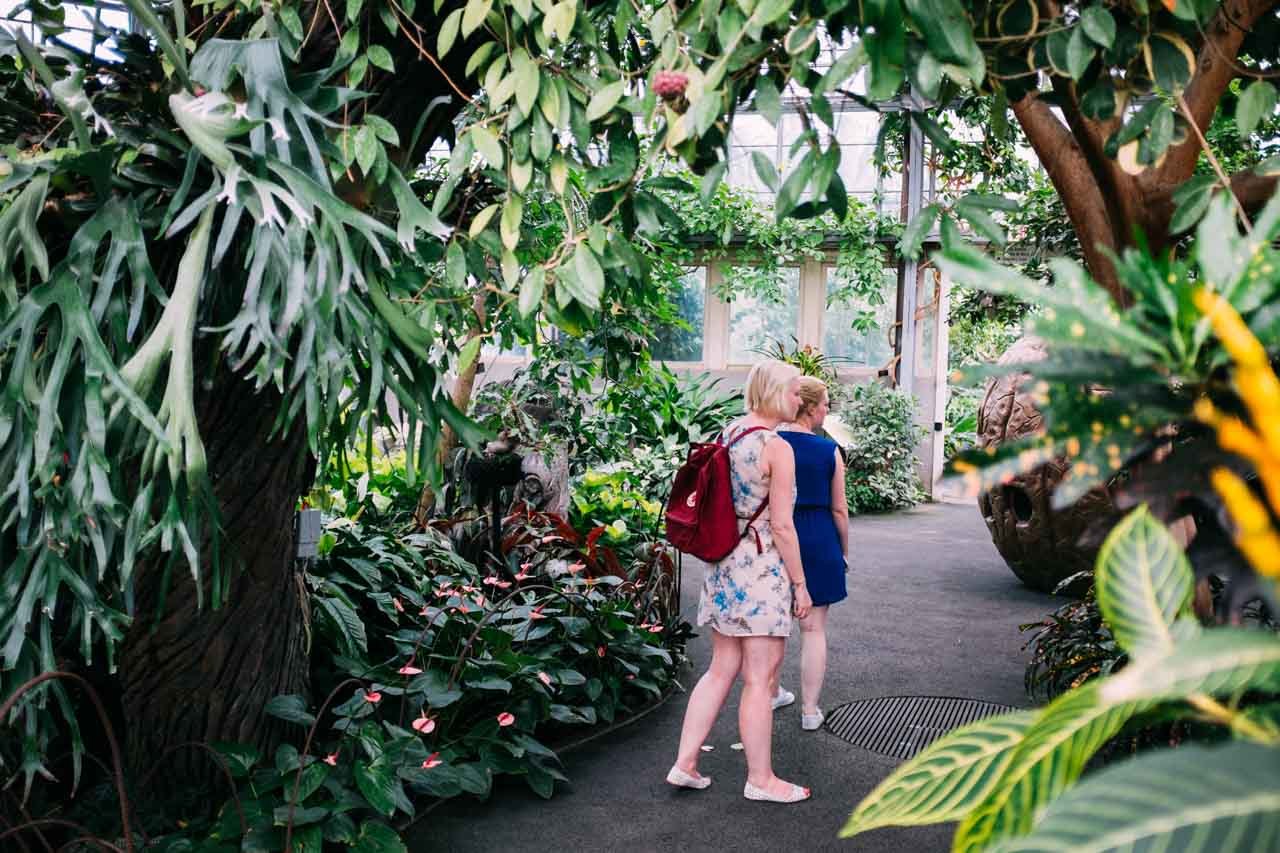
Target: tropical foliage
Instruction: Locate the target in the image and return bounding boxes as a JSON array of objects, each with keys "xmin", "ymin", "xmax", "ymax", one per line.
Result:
[
  {"xmin": 844, "ymin": 505, "xmax": 1280, "ymax": 851},
  {"xmin": 836, "ymin": 381, "xmax": 924, "ymax": 514}
]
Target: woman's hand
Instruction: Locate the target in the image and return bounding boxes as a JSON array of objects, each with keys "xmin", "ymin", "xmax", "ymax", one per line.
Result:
[{"xmin": 792, "ymin": 582, "xmax": 812, "ymax": 619}]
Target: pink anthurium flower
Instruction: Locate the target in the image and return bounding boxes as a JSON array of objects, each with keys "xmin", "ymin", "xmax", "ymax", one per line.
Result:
[
  {"xmin": 497, "ymin": 712, "xmax": 516, "ymax": 727},
  {"xmin": 323, "ymin": 752, "xmax": 338, "ymax": 766},
  {"xmin": 537, "ymin": 671, "xmax": 553, "ymax": 687},
  {"xmin": 422, "ymin": 752, "xmax": 443, "ymax": 769},
  {"xmin": 393, "ymin": 597, "xmax": 404, "ymax": 612},
  {"xmin": 398, "ymin": 663, "xmax": 423, "ymax": 676},
  {"xmin": 566, "ymin": 561, "xmax": 586, "ymax": 574},
  {"xmin": 542, "ymin": 534, "xmax": 560, "ymax": 543},
  {"xmin": 419, "ymin": 606, "xmax": 431, "ymax": 616},
  {"xmin": 364, "ymin": 690, "xmax": 382, "ymax": 703},
  {"xmin": 474, "ymin": 595, "xmax": 487, "ymax": 607},
  {"xmin": 529, "ymin": 605, "xmax": 546, "ymax": 620},
  {"xmin": 496, "ymin": 579, "xmax": 512, "ymax": 589},
  {"xmin": 457, "ymin": 603, "xmax": 469, "ymax": 614},
  {"xmin": 483, "ymin": 576, "xmax": 500, "ymax": 586},
  {"xmin": 514, "ymin": 570, "xmax": 531, "ymax": 581},
  {"xmin": 648, "ymin": 624, "xmax": 663, "ymax": 633},
  {"xmin": 412, "ymin": 713, "xmax": 436, "ymax": 734},
  {"xmin": 597, "ymin": 645, "xmax": 607, "ymax": 658}
]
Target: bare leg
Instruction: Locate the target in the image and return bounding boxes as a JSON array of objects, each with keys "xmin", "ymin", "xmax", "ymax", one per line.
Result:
[
  {"xmin": 799, "ymin": 606, "xmax": 829, "ymax": 715},
  {"xmin": 673, "ymin": 630, "xmax": 742, "ymax": 776},
  {"xmin": 740, "ymin": 636, "xmax": 805, "ymax": 796}
]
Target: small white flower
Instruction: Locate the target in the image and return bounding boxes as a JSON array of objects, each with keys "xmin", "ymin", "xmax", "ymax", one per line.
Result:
[
  {"xmin": 268, "ymin": 117, "xmax": 290, "ymax": 142},
  {"xmin": 233, "ymin": 101, "xmax": 250, "ymax": 120}
]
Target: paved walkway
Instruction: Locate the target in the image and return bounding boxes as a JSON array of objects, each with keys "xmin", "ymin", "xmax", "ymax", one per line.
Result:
[{"xmin": 413, "ymin": 503, "xmax": 1052, "ymax": 852}]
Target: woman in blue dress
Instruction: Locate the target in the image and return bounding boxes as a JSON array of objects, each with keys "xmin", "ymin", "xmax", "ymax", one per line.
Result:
[{"xmin": 777, "ymin": 377, "xmax": 849, "ymax": 731}]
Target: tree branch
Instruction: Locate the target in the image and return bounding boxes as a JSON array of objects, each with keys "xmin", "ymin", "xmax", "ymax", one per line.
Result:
[
  {"xmin": 1157, "ymin": 0, "xmax": 1279, "ymax": 181},
  {"xmin": 1011, "ymin": 91, "xmax": 1128, "ymax": 304}
]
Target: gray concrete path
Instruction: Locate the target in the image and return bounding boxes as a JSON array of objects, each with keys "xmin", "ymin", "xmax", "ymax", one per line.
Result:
[{"xmin": 412, "ymin": 503, "xmax": 1052, "ymax": 852}]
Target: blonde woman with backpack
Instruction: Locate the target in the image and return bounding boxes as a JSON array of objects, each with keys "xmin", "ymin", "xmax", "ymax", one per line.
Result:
[{"xmin": 665, "ymin": 359, "xmax": 813, "ymax": 804}]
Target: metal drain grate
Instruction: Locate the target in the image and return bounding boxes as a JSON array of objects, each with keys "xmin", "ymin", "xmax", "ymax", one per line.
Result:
[{"xmin": 824, "ymin": 696, "xmax": 1016, "ymax": 760}]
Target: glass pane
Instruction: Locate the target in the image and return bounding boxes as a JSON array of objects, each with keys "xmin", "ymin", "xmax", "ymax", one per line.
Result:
[
  {"xmin": 651, "ymin": 267, "xmax": 706, "ymax": 362},
  {"xmin": 917, "ymin": 268, "xmax": 938, "ymax": 374},
  {"xmin": 727, "ymin": 267, "xmax": 801, "ymax": 364},
  {"xmin": 823, "ymin": 267, "xmax": 896, "ymax": 367}
]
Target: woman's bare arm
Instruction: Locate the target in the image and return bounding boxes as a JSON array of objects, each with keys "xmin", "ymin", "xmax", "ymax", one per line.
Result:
[
  {"xmin": 764, "ymin": 437, "xmax": 811, "ymax": 616},
  {"xmin": 831, "ymin": 446, "xmax": 850, "ymax": 561}
]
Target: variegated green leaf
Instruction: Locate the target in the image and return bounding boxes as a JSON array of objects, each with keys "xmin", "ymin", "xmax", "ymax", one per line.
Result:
[
  {"xmin": 953, "ymin": 683, "xmax": 1150, "ymax": 852},
  {"xmin": 841, "ymin": 711, "xmax": 1036, "ymax": 837},
  {"xmin": 1094, "ymin": 506, "xmax": 1194, "ymax": 659},
  {"xmin": 990, "ymin": 742, "xmax": 1280, "ymax": 853},
  {"xmin": 1100, "ymin": 629, "xmax": 1280, "ymax": 706}
]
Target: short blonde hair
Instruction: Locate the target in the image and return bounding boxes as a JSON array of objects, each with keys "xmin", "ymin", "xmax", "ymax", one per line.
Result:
[
  {"xmin": 744, "ymin": 360, "xmax": 801, "ymax": 419},
  {"xmin": 794, "ymin": 376, "xmax": 828, "ymax": 420}
]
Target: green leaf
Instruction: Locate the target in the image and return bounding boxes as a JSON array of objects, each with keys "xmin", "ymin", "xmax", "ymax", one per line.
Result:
[
  {"xmin": 754, "ymin": 77, "xmax": 783, "ymax": 124},
  {"xmin": 512, "ymin": 49, "xmax": 540, "ymax": 117},
  {"xmin": 954, "ymin": 683, "xmax": 1150, "ymax": 852},
  {"xmin": 1094, "ymin": 507, "xmax": 1194, "ymax": 659},
  {"xmin": 446, "ymin": 240, "xmax": 468, "ymax": 288},
  {"xmin": 1099, "ymin": 629, "xmax": 1280, "ymax": 706},
  {"xmin": 751, "ymin": 0, "xmax": 791, "ymax": 26},
  {"xmin": 519, "ymin": 266, "xmax": 546, "ymax": 316},
  {"xmin": 690, "ymin": 93, "xmax": 723, "ymax": 137},
  {"xmin": 469, "ymin": 203, "xmax": 500, "ymax": 238},
  {"xmin": 265, "ymin": 694, "xmax": 317, "ymax": 726},
  {"xmin": 469, "ymin": 126, "xmax": 504, "ymax": 169},
  {"xmin": 1080, "ymin": 6, "xmax": 1116, "ymax": 48},
  {"xmin": 898, "ymin": 203, "xmax": 940, "ymax": 259},
  {"xmin": 989, "ymin": 742, "xmax": 1280, "ymax": 853},
  {"xmin": 902, "ymin": 0, "xmax": 984, "ymax": 85},
  {"xmin": 1237, "ymin": 80, "xmax": 1278, "ymax": 140},
  {"xmin": 354, "ymin": 759, "xmax": 400, "ymax": 817},
  {"xmin": 461, "ymin": 0, "xmax": 493, "ymax": 37},
  {"xmin": 911, "ymin": 112, "xmax": 957, "ymax": 155},
  {"xmin": 571, "ymin": 245, "xmax": 605, "ymax": 309},
  {"xmin": 1143, "ymin": 32, "xmax": 1196, "ymax": 94},
  {"xmin": 438, "ymin": 9, "xmax": 463, "ymax": 57},
  {"xmin": 586, "ymin": 80, "xmax": 624, "ymax": 121},
  {"xmin": 784, "ymin": 20, "xmax": 817, "ymax": 54},
  {"xmin": 750, "ymin": 151, "xmax": 779, "ymax": 192},
  {"xmin": 955, "ymin": 196, "xmax": 1006, "ymax": 245},
  {"xmin": 1065, "ymin": 27, "xmax": 1095, "ymax": 80},
  {"xmin": 500, "ymin": 196, "xmax": 523, "ymax": 250},
  {"xmin": 353, "ymin": 820, "xmax": 407, "ymax": 853},
  {"xmin": 458, "ymin": 336, "xmax": 482, "ymax": 375},
  {"xmin": 841, "ymin": 711, "xmax": 1036, "ymax": 838},
  {"xmin": 366, "ymin": 45, "xmax": 394, "ymax": 73},
  {"xmin": 1169, "ymin": 174, "xmax": 1217, "ymax": 234},
  {"xmin": 364, "ymin": 114, "xmax": 400, "ymax": 147}
]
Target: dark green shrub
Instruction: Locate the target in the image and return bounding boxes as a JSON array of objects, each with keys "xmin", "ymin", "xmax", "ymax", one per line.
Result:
[{"xmin": 837, "ymin": 382, "xmax": 924, "ymax": 514}]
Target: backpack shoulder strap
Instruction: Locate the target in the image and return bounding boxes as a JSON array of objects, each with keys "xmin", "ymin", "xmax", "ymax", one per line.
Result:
[{"xmin": 721, "ymin": 424, "xmax": 770, "ymax": 448}]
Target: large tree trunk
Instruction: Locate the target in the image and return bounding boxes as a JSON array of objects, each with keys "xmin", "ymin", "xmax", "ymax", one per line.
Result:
[{"xmin": 118, "ymin": 366, "xmax": 315, "ymax": 793}]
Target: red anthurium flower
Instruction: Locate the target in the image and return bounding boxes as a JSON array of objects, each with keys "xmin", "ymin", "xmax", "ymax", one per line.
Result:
[
  {"xmin": 457, "ymin": 603, "xmax": 469, "ymax": 614},
  {"xmin": 496, "ymin": 579, "xmax": 512, "ymax": 589},
  {"xmin": 648, "ymin": 624, "xmax": 663, "ymax": 633},
  {"xmin": 419, "ymin": 606, "xmax": 431, "ymax": 616},
  {"xmin": 412, "ymin": 713, "xmax": 436, "ymax": 734},
  {"xmin": 398, "ymin": 663, "xmax": 423, "ymax": 676},
  {"xmin": 364, "ymin": 690, "xmax": 382, "ymax": 703},
  {"xmin": 530, "ymin": 605, "xmax": 546, "ymax": 620},
  {"xmin": 483, "ymin": 576, "xmax": 500, "ymax": 586},
  {"xmin": 597, "ymin": 645, "xmax": 607, "ymax": 658},
  {"xmin": 422, "ymin": 752, "xmax": 443, "ymax": 769},
  {"xmin": 393, "ymin": 597, "xmax": 404, "ymax": 612},
  {"xmin": 497, "ymin": 712, "xmax": 516, "ymax": 727},
  {"xmin": 566, "ymin": 561, "xmax": 586, "ymax": 574},
  {"xmin": 537, "ymin": 671, "xmax": 553, "ymax": 687},
  {"xmin": 542, "ymin": 534, "xmax": 559, "ymax": 543},
  {"xmin": 323, "ymin": 752, "xmax": 338, "ymax": 766}
]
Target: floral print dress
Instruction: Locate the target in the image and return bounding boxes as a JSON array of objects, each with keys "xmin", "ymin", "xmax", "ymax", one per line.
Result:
[{"xmin": 696, "ymin": 421, "xmax": 793, "ymax": 637}]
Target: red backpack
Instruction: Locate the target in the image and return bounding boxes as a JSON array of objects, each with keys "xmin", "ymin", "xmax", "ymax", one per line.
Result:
[{"xmin": 664, "ymin": 426, "xmax": 770, "ymax": 562}]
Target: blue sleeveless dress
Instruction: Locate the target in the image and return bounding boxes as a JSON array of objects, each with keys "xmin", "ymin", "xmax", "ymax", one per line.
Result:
[{"xmin": 779, "ymin": 431, "xmax": 847, "ymax": 607}]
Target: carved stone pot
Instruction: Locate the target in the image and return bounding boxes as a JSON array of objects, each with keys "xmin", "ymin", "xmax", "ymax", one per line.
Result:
[{"xmin": 976, "ymin": 336, "xmax": 1121, "ymax": 593}]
